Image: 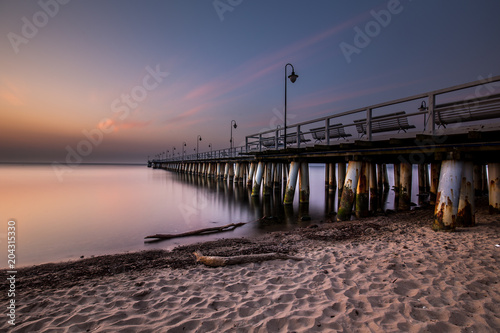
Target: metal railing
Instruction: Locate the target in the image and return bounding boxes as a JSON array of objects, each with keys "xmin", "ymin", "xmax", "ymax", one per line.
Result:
[
  {"xmin": 245, "ymin": 75, "xmax": 500, "ymax": 152},
  {"xmin": 150, "ymin": 75, "xmax": 500, "ymax": 164}
]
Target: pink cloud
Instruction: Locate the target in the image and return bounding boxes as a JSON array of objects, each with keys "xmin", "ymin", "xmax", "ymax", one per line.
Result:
[{"xmin": 184, "ymin": 19, "xmax": 359, "ymax": 106}]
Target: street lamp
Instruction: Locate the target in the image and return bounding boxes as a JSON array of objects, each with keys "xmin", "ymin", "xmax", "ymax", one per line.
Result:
[
  {"xmin": 284, "ymin": 63, "xmax": 298, "ymax": 146},
  {"xmin": 182, "ymin": 142, "xmax": 187, "ymax": 161},
  {"xmin": 230, "ymin": 120, "xmax": 237, "ymax": 154},
  {"xmin": 196, "ymin": 135, "xmax": 202, "ymax": 159},
  {"xmin": 418, "ymin": 101, "xmax": 429, "ymax": 130}
]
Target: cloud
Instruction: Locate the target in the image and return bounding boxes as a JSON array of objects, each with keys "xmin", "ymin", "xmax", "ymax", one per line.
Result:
[{"xmin": 184, "ymin": 20, "xmax": 358, "ymax": 106}]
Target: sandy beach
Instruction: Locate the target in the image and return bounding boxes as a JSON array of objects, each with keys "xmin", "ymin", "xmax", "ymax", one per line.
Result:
[{"xmin": 2, "ymin": 202, "xmax": 500, "ymax": 332}]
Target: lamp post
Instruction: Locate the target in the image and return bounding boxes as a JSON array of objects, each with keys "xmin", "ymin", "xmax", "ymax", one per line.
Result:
[
  {"xmin": 418, "ymin": 100, "xmax": 428, "ymax": 130},
  {"xmin": 182, "ymin": 142, "xmax": 187, "ymax": 161},
  {"xmin": 172, "ymin": 147, "xmax": 176, "ymax": 160},
  {"xmin": 284, "ymin": 63, "xmax": 298, "ymax": 147},
  {"xmin": 209, "ymin": 143, "xmax": 212, "ymax": 158},
  {"xmin": 230, "ymin": 120, "xmax": 237, "ymax": 156},
  {"xmin": 196, "ymin": 135, "xmax": 202, "ymax": 160}
]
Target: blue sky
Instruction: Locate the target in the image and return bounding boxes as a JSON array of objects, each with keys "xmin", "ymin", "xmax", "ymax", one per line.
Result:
[{"xmin": 1, "ymin": 0, "xmax": 499, "ymax": 163}]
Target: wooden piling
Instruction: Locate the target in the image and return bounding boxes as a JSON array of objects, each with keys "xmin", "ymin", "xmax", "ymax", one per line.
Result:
[
  {"xmin": 488, "ymin": 163, "xmax": 500, "ymax": 214},
  {"xmin": 457, "ymin": 161, "xmax": 475, "ymax": 227},
  {"xmin": 299, "ymin": 162, "xmax": 310, "ymax": 204},
  {"xmin": 284, "ymin": 161, "xmax": 300, "ymax": 205},
  {"xmin": 325, "ymin": 163, "xmax": 330, "ymax": 189},
  {"xmin": 234, "ymin": 163, "xmax": 241, "ymax": 183},
  {"xmin": 399, "ymin": 162, "xmax": 412, "ymax": 211},
  {"xmin": 430, "ymin": 162, "xmax": 440, "ymax": 205},
  {"xmin": 251, "ymin": 162, "xmax": 264, "ymax": 197},
  {"xmin": 377, "ymin": 164, "xmax": 383, "ymax": 193},
  {"xmin": 381, "ymin": 164, "xmax": 389, "ymax": 192},
  {"xmin": 263, "ymin": 163, "xmax": 273, "ymax": 196},
  {"xmin": 433, "ymin": 160, "xmax": 464, "ymax": 231},
  {"xmin": 329, "ymin": 163, "xmax": 336, "ymax": 193},
  {"xmin": 337, "ymin": 161, "xmax": 361, "ymax": 221},
  {"xmin": 337, "ymin": 162, "xmax": 346, "ymax": 197},
  {"xmin": 369, "ymin": 163, "xmax": 378, "ymax": 214},
  {"xmin": 248, "ymin": 163, "xmax": 255, "ymax": 187},
  {"xmin": 393, "ymin": 163, "xmax": 401, "ymax": 201},
  {"xmin": 355, "ymin": 162, "xmax": 369, "ymax": 218},
  {"xmin": 274, "ymin": 163, "xmax": 282, "ymax": 189},
  {"xmin": 473, "ymin": 164, "xmax": 483, "ymax": 196}
]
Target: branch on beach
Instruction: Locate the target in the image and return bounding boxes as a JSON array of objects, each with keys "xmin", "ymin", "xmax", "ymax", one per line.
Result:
[
  {"xmin": 144, "ymin": 217, "xmax": 267, "ymax": 241},
  {"xmin": 193, "ymin": 251, "xmax": 304, "ymax": 267}
]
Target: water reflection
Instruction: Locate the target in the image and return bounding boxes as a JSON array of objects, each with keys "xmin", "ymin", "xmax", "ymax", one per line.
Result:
[{"xmin": 1, "ymin": 163, "xmax": 423, "ymax": 267}]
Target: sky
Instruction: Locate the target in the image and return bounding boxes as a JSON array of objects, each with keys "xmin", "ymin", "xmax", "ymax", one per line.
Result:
[{"xmin": 1, "ymin": 0, "xmax": 499, "ymax": 164}]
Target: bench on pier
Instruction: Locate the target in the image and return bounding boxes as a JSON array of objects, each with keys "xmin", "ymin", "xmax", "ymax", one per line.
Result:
[
  {"xmin": 281, "ymin": 131, "xmax": 311, "ymax": 145},
  {"xmin": 310, "ymin": 123, "xmax": 352, "ymax": 142},
  {"xmin": 434, "ymin": 93, "xmax": 500, "ymax": 128},
  {"xmin": 354, "ymin": 111, "xmax": 415, "ymax": 137},
  {"xmin": 261, "ymin": 137, "xmax": 278, "ymax": 149}
]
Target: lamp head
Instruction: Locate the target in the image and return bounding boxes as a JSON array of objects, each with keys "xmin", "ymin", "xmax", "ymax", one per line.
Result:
[
  {"xmin": 288, "ymin": 71, "xmax": 298, "ymax": 83},
  {"xmin": 418, "ymin": 101, "xmax": 427, "ymax": 112}
]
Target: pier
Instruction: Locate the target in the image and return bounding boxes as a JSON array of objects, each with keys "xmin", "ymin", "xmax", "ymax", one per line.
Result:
[{"xmin": 149, "ymin": 76, "xmax": 500, "ymax": 231}]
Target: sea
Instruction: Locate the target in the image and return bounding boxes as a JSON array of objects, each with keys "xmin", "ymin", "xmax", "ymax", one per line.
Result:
[{"xmin": 0, "ymin": 163, "xmax": 419, "ymax": 268}]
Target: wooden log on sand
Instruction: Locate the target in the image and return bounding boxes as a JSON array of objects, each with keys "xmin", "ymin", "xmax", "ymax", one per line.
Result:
[{"xmin": 193, "ymin": 252, "xmax": 304, "ymax": 267}]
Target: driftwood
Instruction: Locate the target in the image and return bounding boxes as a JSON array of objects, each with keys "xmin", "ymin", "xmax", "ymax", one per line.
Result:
[
  {"xmin": 144, "ymin": 217, "xmax": 268, "ymax": 241},
  {"xmin": 145, "ymin": 222, "xmax": 246, "ymax": 240},
  {"xmin": 193, "ymin": 251, "xmax": 304, "ymax": 267}
]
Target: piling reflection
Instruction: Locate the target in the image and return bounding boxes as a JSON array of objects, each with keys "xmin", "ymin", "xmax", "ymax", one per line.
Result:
[
  {"xmin": 172, "ymin": 171, "xmax": 302, "ymax": 231},
  {"xmin": 169, "ymin": 162, "xmax": 431, "ymax": 230}
]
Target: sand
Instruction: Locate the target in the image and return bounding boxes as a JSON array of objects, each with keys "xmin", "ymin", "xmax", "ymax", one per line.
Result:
[{"xmin": 2, "ymin": 204, "xmax": 500, "ymax": 332}]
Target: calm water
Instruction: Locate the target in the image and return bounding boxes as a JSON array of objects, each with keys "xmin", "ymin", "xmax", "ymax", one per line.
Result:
[{"xmin": 1, "ymin": 164, "xmax": 419, "ymax": 267}]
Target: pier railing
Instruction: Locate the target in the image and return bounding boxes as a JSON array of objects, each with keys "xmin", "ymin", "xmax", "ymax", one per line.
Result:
[
  {"xmin": 246, "ymin": 75, "xmax": 500, "ymax": 152},
  {"xmin": 153, "ymin": 75, "xmax": 500, "ymax": 163}
]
